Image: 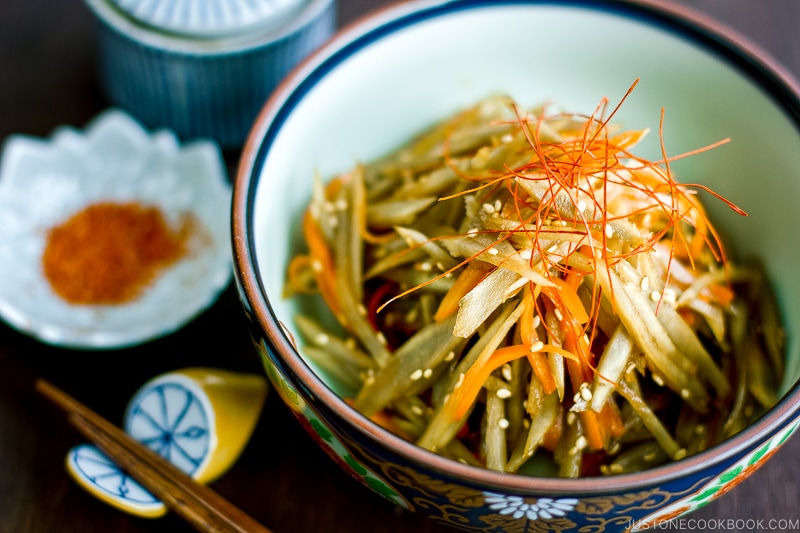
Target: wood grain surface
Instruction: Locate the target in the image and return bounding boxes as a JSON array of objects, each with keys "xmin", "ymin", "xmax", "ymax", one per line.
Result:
[{"xmin": 1, "ymin": 1, "xmax": 798, "ymax": 532}]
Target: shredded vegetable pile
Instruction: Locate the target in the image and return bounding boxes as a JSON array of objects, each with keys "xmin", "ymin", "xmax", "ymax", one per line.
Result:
[{"xmin": 285, "ymin": 90, "xmax": 785, "ymax": 477}]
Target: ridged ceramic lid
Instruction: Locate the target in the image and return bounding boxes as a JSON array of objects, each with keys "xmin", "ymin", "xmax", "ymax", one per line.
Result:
[{"xmin": 108, "ymin": 0, "xmax": 310, "ymax": 38}]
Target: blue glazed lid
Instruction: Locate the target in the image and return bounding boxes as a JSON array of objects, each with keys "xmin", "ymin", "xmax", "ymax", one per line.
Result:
[{"xmin": 107, "ymin": 0, "xmax": 310, "ymax": 38}]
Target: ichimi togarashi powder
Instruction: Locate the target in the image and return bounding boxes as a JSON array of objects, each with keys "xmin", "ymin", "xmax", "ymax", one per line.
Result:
[{"xmin": 42, "ymin": 201, "xmax": 197, "ymax": 305}]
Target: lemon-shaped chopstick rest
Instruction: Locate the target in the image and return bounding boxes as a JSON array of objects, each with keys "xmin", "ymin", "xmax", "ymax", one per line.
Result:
[{"xmin": 65, "ymin": 367, "xmax": 267, "ymax": 518}]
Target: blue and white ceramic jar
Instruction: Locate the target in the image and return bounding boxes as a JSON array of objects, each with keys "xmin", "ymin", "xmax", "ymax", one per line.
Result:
[{"xmin": 82, "ymin": 0, "xmax": 336, "ymax": 149}]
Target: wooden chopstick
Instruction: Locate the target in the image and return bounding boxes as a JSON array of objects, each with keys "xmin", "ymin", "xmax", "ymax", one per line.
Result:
[{"xmin": 35, "ymin": 379, "xmax": 274, "ymax": 533}]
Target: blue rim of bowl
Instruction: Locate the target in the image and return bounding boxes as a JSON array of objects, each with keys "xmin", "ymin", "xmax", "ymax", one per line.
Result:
[{"xmin": 234, "ymin": 0, "xmax": 800, "ymax": 494}]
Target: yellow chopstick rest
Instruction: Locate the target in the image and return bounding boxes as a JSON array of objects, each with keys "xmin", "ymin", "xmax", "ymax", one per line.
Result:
[{"xmin": 65, "ymin": 367, "xmax": 268, "ymax": 518}]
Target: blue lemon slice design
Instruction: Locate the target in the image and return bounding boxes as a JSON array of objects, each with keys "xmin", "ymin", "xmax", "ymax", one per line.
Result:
[
  {"xmin": 66, "ymin": 444, "xmax": 167, "ymax": 518},
  {"xmin": 65, "ymin": 368, "xmax": 266, "ymax": 518},
  {"xmin": 124, "ymin": 378, "xmax": 212, "ymax": 478},
  {"xmin": 66, "ymin": 375, "xmax": 214, "ymax": 518}
]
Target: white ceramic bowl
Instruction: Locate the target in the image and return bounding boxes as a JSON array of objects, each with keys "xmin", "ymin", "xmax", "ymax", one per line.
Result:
[
  {"xmin": 233, "ymin": 1, "xmax": 800, "ymax": 530},
  {"xmin": 0, "ymin": 109, "xmax": 232, "ymax": 349}
]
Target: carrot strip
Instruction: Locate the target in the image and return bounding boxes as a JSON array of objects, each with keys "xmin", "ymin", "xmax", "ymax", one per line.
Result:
[
  {"xmin": 542, "ymin": 277, "xmax": 589, "ymax": 324},
  {"xmin": 706, "ymin": 283, "xmax": 735, "ymax": 307},
  {"xmin": 598, "ymin": 400, "xmax": 625, "ymax": 440},
  {"xmin": 433, "ymin": 261, "xmax": 491, "ymax": 322},
  {"xmin": 302, "ymin": 210, "xmax": 342, "ymax": 321},
  {"xmin": 519, "ymin": 294, "xmax": 557, "ymax": 394},
  {"xmin": 550, "ymin": 269, "xmax": 604, "ymax": 451},
  {"xmin": 527, "ymin": 352, "xmax": 557, "ymax": 395},
  {"xmin": 450, "ymin": 343, "xmax": 577, "ymax": 421}
]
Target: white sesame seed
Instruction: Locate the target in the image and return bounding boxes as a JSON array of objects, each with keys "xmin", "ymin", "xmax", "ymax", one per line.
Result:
[
  {"xmin": 418, "ymin": 261, "xmax": 432, "ymax": 272},
  {"xmin": 498, "ymin": 418, "xmax": 510, "ymax": 429},
  {"xmin": 357, "ymin": 304, "xmax": 367, "ymax": 316},
  {"xmin": 673, "ymin": 448, "xmax": 687, "ymax": 460},
  {"xmin": 640, "ymin": 276, "xmax": 650, "ymax": 291},
  {"xmin": 455, "ymin": 373, "xmax": 465, "ymax": 388},
  {"xmin": 496, "ymin": 388, "xmax": 512, "ymax": 399},
  {"xmin": 580, "ymin": 384, "xmax": 593, "ymax": 402},
  {"xmin": 520, "ymin": 248, "xmax": 532, "ymax": 260},
  {"xmin": 652, "ymin": 374, "xmax": 665, "ymax": 386},
  {"xmin": 444, "ymin": 351, "xmax": 456, "ymax": 362},
  {"xmin": 609, "ymin": 463, "xmax": 623, "ymax": 474},
  {"xmin": 680, "ymin": 388, "xmax": 691, "ymax": 399},
  {"xmin": 663, "ymin": 288, "xmax": 677, "ymax": 304},
  {"xmin": 644, "ymin": 452, "xmax": 658, "ymax": 462},
  {"xmin": 488, "ymin": 247, "xmax": 499, "ymax": 256},
  {"xmin": 575, "ymin": 436, "xmax": 588, "ymax": 450},
  {"xmin": 530, "ymin": 340, "xmax": 544, "ymax": 352},
  {"xmin": 376, "ymin": 332, "xmax": 388, "ymax": 346},
  {"xmin": 467, "ymin": 228, "xmax": 479, "ymax": 237},
  {"xmin": 568, "ymin": 446, "xmax": 579, "ymax": 456},
  {"xmin": 423, "ymin": 368, "xmax": 433, "ymax": 379},
  {"xmin": 482, "ymin": 203, "xmax": 496, "ymax": 214},
  {"xmin": 566, "ymin": 412, "xmax": 577, "ymax": 425},
  {"xmin": 501, "ymin": 133, "xmax": 514, "ymax": 143},
  {"xmin": 494, "ymin": 199, "xmax": 502, "ymax": 212},
  {"xmin": 314, "ymin": 333, "xmax": 330, "ymax": 345},
  {"xmin": 311, "ymin": 259, "xmax": 323, "ymax": 273},
  {"xmin": 650, "ymin": 291, "xmax": 661, "ymax": 303},
  {"xmin": 501, "ymin": 364, "xmax": 513, "ymax": 381},
  {"xmin": 547, "ymin": 244, "xmax": 559, "ymax": 254},
  {"xmin": 577, "ymin": 200, "xmax": 587, "ymax": 213},
  {"xmin": 605, "ymin": 225, "xmax": 614, "ymax": 239},
  {"xmin": 554, "ymin": 308, "xmax": 564, "ymax": 321},
  {"xmin": 411, "ymin": 405, "xmax": 424, "ymax": 416},
  {"xmin": 532, "ymin": 316, "xmax": 541, "ymax": 329}
]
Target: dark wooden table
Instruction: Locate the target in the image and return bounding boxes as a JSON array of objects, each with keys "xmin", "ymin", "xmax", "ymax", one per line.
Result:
[{"xmin": 1, "ymin": 1, "xmax": 799, "ymax": 532}]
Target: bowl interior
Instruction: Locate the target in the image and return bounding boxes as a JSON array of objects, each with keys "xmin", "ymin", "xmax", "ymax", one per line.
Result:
[{"xmin": 247, "ymin": 2, "xmax": 800, "ymax": 407}]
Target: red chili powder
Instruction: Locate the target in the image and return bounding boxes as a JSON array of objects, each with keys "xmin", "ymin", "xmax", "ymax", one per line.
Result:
[{"xmin": 42, "ymin": 202, "xmax": 196, "ymax": 305}]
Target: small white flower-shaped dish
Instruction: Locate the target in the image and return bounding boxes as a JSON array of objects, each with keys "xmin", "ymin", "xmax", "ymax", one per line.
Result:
[{"xmin": 0, "ymin": 108, "xmax": 232, "ymax": 349}]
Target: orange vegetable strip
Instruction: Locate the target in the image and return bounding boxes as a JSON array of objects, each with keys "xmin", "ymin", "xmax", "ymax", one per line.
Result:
[
  {"xmin": 433, "ymin": 262, "xmax": 491, "ymax": 322},
  {"xmin": 519, "ymin": 293, "xmax": 557, "ymax": 394},
  {"xmin": 542, "ymin": 277, "xmax": 589, "ymax": 324},
  {"xmin": 302, "ymin": 210, "xmax": 343, "ymax": 322},
  {"xmin": 527, "ymin": 352, "xmax": 557, "ymax": 395},
  {"xmin": 706, "ymin": 283, "xmax": 735, "ymax": 307},
  {"xmin": 451, "ymin": 343, "xmax": 578, "ymax": 421},
  {"xmin": 598, "ymin": 401, "xmax": 626, "ymax": 440},
  {"xmin": 551, "ymin": 269, "xmax": 604, "ymax": 451}
]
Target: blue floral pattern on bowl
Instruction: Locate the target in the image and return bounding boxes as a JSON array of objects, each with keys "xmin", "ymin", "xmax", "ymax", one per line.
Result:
[{"xmin": 251, "ymin": 329, "xmax": 800, "ymax": 532}]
